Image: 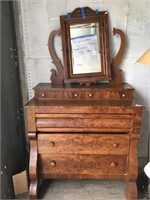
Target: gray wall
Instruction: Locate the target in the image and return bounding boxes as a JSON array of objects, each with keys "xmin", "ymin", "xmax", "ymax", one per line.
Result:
[{"xmin": 15, "ymin": 0, "xmax": 150, "ymax": 159}]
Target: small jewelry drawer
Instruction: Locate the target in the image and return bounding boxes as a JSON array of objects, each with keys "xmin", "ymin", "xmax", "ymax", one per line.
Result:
[
  {"xmin": 63, "ymin": 91, "xmax": 84, "ymax": 100},
  {"xmin": 84, "ymin": 91, "xmax": 104, "ymax": 99},
  {"xmin": 85, "ymin": 90, "xmax": 133, "ymax": 100},
  {"xmin": 35, "ymin": 90, "xmax": 84, "ymax": 100},
  {"xmin": 35, "ymin": 91, "xmax": 63, "ymax": 100},
  {"xmin": 109, "ymin": 90, "xmax": 133, "ymax": 100}
]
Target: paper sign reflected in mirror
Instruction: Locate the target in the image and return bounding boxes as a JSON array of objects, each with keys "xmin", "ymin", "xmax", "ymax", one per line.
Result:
[{"xmin": 70, "ymin": 23, "xmax": 101, "ymax": 75}]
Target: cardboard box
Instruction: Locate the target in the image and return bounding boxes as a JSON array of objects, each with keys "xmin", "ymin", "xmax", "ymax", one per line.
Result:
[{"xmin": 12, "ymin": 170, "xmax": 28, "ymax": 195}]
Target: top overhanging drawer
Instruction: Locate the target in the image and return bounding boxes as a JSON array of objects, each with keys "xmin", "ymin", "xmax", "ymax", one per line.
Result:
[{"xmin": 36, "ymin": 113, "xmax": 133, "ymax": 133}]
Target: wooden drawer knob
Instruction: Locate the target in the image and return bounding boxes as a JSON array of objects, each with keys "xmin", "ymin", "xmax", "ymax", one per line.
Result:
[
  {"xmin": 50, "ymin": 161, "xmax": 56, "ymax": 167},
  {"xmin": 113, "ymin": 143, "xmax": 118, "ymax": 148},
  {"xmin": 110, "ymin": 162, "xmax": 117, "ymax": 167},
  {"xmin": 49, "ymin": 142, "xmax": 55, "ymax": 147}
]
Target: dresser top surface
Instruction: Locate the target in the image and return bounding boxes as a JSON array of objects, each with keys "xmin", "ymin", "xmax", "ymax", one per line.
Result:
[{"xmin": 25, "ymin": 98, "xmax": 143, "ymax": 110}]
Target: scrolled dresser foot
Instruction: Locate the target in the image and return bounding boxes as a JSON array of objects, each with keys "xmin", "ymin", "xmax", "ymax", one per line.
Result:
[
  {"xmin": 28, "ymin": 132, "xmax": 39, "ymax": 199},
  {"xmin": 125, "ymin": 181, "xmax": 137, "ymax": 200},
  {"xmin": 29, "ymin": 180, "xmax": 38, "ymax": 199}
]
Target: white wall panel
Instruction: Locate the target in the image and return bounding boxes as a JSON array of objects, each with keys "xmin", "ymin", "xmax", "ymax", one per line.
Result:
[
  {"xmin": 29, "ymin": 58, "xmax": 52, "ymax": 84},
  {"xmin": 24, "ymin": 0, "xmax": 50, "ymax": 58}
]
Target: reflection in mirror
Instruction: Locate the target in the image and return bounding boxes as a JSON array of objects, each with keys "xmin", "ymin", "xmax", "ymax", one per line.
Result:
[{"xmin": 70, "ymin": 23, "xmax": 101, "ymax": 75}]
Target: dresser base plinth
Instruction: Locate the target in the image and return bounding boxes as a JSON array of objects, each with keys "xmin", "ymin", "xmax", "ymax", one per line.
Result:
[
  {"xmin": 29, "ymin": 180, "xmax": 39, "ymax": 199},
  {"xmin": 125, "ymin": 181, "xmax": 137, "ymax": 200}
]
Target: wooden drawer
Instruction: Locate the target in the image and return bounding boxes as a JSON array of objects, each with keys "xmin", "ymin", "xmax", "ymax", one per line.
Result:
[
  {"xmin": 63, "ymin": 91, "xmax": 84, "ymax": 100},
  {"xmin": 34, "ymin": 83, "xmax": 134, "ymax": 102},
  {"xmin": 84, "ymin": 90, "xmax": 132, "ymax": 100},
  {"xmin": 36, "ymin": 113, "xmax": 133, "ymax": 132},
  {"xmin": 35, "ymin": 90, "xmax": 84, "ymax": 100},
  {"xmin": 38, "ymin": 134, "xmax": 129, "ymax": 155},
  {"xmin": 35, "ymin": 89, "xmax": 133, "ymax": 101},
  {"xmin": 35, "ymin": 91, "xmax": 63, "ymax": 100},
  {"xmin": 39, "ymin": 154, "xmax": 127, "ymax": 178}
]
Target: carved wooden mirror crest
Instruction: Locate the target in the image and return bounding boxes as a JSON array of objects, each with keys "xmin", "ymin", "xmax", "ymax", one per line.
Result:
[{"xmin": 48, "ymin": 7, "xmax": 125, "ymax": 86}]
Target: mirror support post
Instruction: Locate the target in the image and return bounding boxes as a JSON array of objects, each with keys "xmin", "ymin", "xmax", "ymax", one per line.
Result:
[
  {"xmin": 109, "ymin": 28, "xmax": 126, "ymax": 85},
  {"xmin": 48, "ymin": 29, "xmax": 64, "ymax": 85}
]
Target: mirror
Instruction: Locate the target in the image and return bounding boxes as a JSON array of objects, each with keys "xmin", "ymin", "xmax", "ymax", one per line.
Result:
[
  {"xmin": 60, "ymin": 7, "xmax": 111, "ymax": 85},
  {"xmin": 70, "ymin": 23, "xmax": 101, "ymax": 74},
  {"xmin": 49, "ymin": 7, "xmax": 125, "ymax": 86}
]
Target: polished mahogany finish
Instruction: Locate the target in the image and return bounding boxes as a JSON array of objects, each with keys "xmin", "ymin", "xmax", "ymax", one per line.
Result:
[
  {"xmin": 25, "ymin": 83, "xmax": 143, "ymax": 199},
  {"xmin": 34, "ymin": 83, "xmax": 133, "ymax": 103}
]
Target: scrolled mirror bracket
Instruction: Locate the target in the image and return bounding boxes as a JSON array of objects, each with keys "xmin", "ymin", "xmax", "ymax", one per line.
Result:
[
  {"xmin": 48, "ymin": 29, "xmax": 64, "ymax": 85},
  {"xmin": 109, "ymin": 28, "xmax": 126, "ymax": 85}
]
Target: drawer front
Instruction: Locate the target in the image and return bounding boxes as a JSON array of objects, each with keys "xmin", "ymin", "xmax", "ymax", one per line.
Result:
[
  {"xmin": 38, "ymin": 134, "xmax": 129, "ymax": 155},
  {"xmin": 36, "ymin": 113, "xmax": 133, "ymax": 132},
  {"xmin": 63, "ymin": 91, "xmax": 84, "ymax": 100},
  {"xmin": 35, "ymin": 90, "xmax": 84, "ymax": 100},
  {"xmin": 84, "ymin": 90, "xmax": 132, "ymax": 100},
  {"xmin": 35, "ymin": 89, "xmax": 133, "ymax": 101},
  {"xmin": 39, "ymin": 154, "xmax": 127, "ymax": 176},
  {"xmin": 35, "ymin": 91, "xmax": 63, "ymax": 100}
]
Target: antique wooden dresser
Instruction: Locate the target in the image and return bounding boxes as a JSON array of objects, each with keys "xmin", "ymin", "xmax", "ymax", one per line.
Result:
[{"xmin": 25, "ymin": 7, "xmax": 144, "ymax": 199}]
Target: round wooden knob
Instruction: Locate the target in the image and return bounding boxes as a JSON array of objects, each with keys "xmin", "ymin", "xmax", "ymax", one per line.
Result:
[
  {"xmin": 50, "ymin": 161, "xmax": 56, "ymax": 167},
  {"xmin": 49, "ymin": 142, "xmax": 55, "ymax": 147},
  {"xmin": 110, "ymin": 162, "xmax": 117, "ymax": 167},
  {"xmin": 113, "ymin": 143, "xmax": 118, "ymax": 148}
]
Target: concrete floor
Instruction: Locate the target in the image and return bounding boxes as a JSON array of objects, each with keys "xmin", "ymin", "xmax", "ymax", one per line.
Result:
[{"xmin": 15, "ymin": 179, "xmax": 127, "ymax": 200}]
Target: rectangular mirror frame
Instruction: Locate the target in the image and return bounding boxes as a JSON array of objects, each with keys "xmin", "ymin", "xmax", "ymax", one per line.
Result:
[{"xmin": 60, "ymin": 8, "xmax": 111, "ymax": 84}]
